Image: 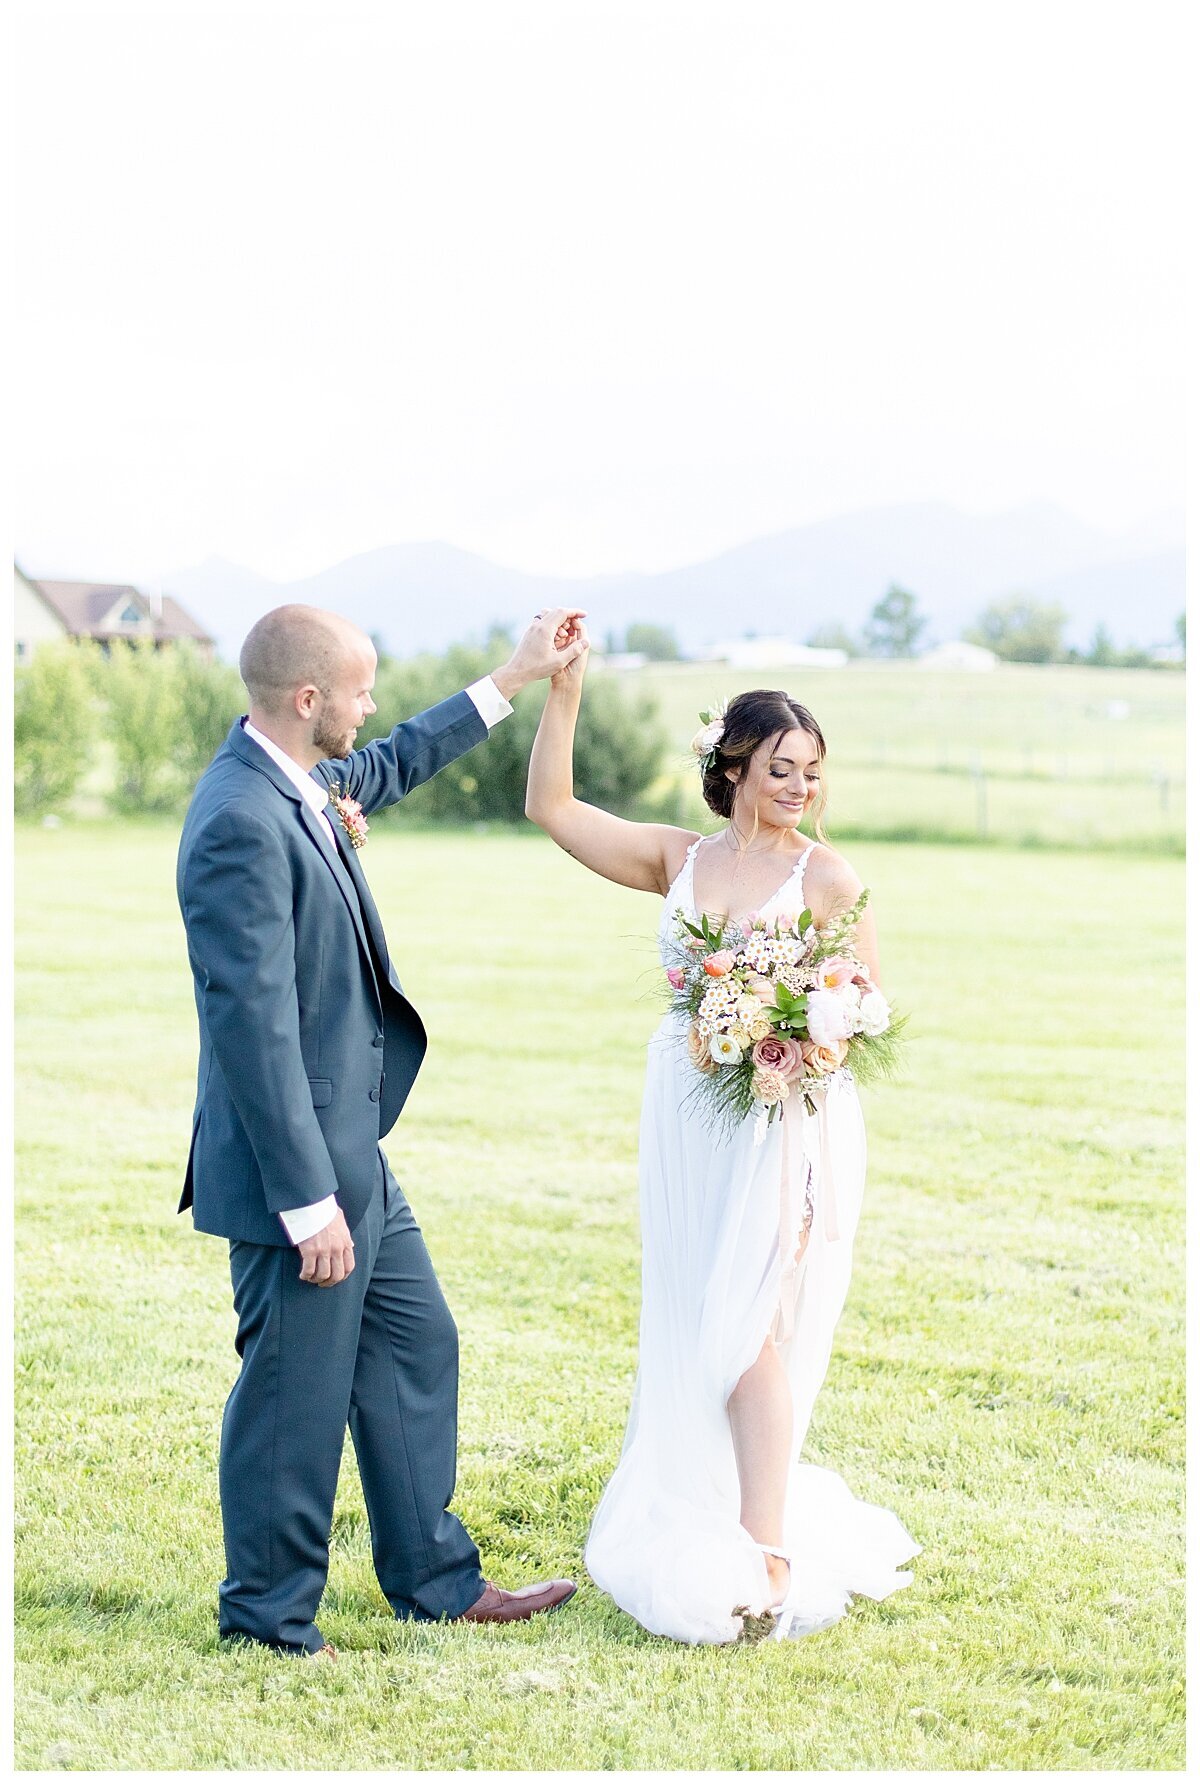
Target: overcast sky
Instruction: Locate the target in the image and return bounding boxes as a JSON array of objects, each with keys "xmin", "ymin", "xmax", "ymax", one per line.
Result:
[{"xmin": 14, "ymin": 0, "xmax": 1187, "ymax": 584}]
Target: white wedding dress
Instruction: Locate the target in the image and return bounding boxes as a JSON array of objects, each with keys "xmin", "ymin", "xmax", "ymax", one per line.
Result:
[{"xmin": 585, "ymin": 838, "xmax": 921, "ymax": 1643}]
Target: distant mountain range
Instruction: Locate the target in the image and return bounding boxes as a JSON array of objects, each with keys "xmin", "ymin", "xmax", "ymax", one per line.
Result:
[{"xmin": 160, "ymin": 501, "xmax": 1185, "ymax": 663}]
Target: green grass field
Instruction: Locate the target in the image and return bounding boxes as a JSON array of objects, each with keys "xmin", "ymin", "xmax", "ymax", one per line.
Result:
[
  {"xmin": 622, "ymin": 658, "xmax": 1184, "ymax": 854},
  {"xmin": 14, "ymin": 823, "xmax": 1184, "ymax": 1769}
]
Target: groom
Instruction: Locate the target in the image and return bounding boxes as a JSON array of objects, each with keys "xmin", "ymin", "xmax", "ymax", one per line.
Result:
[{"xmin": 177, "ymin": 602, "xmax": 585, "ymax": 1655}]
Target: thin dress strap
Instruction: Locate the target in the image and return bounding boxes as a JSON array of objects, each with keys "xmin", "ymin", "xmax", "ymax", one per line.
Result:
[
  {"xmin": 679, "ymin": 835, "xmax": 703, "ymax": 905},
  {"xmin": 793, "ymin": 840, "xmax": 818, "ymax": 906},
  {"xmin": 682, "ymin": 836, "xmax": 705, "ymax": 903},
  {"xmin": 663, "ymin": 835, "xmax": 704, "ymax": 914}
]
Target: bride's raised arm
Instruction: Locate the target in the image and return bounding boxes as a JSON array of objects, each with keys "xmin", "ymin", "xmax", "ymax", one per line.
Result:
[{"xmin": 525, "ymin": 633, "xmax": 699, "ymax": 895}]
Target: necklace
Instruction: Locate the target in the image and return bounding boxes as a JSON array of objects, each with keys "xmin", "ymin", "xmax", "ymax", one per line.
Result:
[{"xmin": 723, "ymin": 825, "xmax": 788, "ymax": 857}]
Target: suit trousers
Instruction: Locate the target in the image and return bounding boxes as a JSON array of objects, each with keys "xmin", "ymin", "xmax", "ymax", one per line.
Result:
[{"xmin": 218, "ymin": 1152, "xmax": 486, "ymax": 1653}]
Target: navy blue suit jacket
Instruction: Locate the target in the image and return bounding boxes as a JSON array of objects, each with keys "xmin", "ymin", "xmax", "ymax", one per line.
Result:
[{"xmin": 176, "ymin": 694, "xmax": 488, "ymax": 1245}]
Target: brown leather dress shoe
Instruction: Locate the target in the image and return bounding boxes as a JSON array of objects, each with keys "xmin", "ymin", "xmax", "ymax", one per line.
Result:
[
  {"xmin": 304, "ymin": 1641, "xmax": 338, "ymax": 1661},
  {"xmin": 456, "ymin": 1578, "xmax": 577, "ymax": 1623}
]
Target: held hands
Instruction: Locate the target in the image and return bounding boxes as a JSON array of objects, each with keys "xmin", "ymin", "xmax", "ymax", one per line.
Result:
[
  {"xmin": 297, "ymin": 1207, "xmax": 356, "ymax": 1286},
  {"xmin": 549, "ymin": 618, "xmax": 590, "ymax": 691},
  {"xmin": 492, "ymin": 607, "xmax": 588, "ymax": 702}
]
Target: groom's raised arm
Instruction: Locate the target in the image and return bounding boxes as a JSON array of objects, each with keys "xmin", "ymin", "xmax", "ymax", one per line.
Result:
[
  {"xmin": 181, "ymin": 809, "xmax": 340, "ymax": 1217},
  {"xmin": 315, "ymin": 686, "xmax": 498, "ymax": 817},
  {"xmin": 313, "ymin": 609, "xmax": 587, "ymax": 816}
]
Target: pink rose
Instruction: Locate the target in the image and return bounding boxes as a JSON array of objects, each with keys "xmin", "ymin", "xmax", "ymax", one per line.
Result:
[
  {"xmin": 739, "ymin": 912, "xmax": 761, "ymax": 937},
  {"xmin": 752, "ymin": 1033, "xmax": 804, "ymax": 1081},
  {"xmin": 704, "ymin": 950, "xmax": 736, "ymax": 977},
  {"xmin": 665, "ymin": 967, "xmax": 686, "ymax": 990}
]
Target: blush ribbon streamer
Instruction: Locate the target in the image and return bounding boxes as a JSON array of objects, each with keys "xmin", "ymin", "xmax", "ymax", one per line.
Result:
[{"xmin": 774, "ymin": 1088, "xmax": 840, "ymax": 1343}]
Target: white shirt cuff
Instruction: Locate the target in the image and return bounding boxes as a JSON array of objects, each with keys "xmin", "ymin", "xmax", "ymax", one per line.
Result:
[
  {"xmin": 466, "ymin": 675, "xmax": 514, "ymax": 729},
  {"xmin": 278, "ymin": 1194, "xmax": 339, "ymax": 1245}
]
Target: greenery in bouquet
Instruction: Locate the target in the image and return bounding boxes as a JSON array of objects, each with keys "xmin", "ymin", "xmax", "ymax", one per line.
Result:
[{"xmin": 663, "ymin": 886, "xmax": 907, "ymax": 1135}]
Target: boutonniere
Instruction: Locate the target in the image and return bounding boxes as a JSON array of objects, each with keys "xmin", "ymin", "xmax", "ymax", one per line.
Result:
[{"xmin": 329, "ymin": 785, "xmax": 369, "ymax": 850}]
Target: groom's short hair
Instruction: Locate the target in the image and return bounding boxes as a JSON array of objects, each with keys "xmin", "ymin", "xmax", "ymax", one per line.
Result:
[{"xmin": 239, "ymin": 606, "xmax": 352, "ymax": 713}]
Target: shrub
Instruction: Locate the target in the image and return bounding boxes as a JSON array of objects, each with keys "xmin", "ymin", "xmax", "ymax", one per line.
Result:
[
  {"xmin": 172, "ymin": 645, "xmax": 245, "ymax": 783},
  {"xmin": 622, "ymin": 622, "xmax": 681, "ymax": 661},
  {"xmin": 806, "ymin": 623, "xmax": 863, "ymax": 658},
  {"xmin": 13, "ymin": 641, "xmax": 98, "ymax": 815},
  {"xmin": 864, "ymin": 584, "xmax": 927, "ymax": 658},
  {"xmin": 100, "ymin": 642, "xmax": 243, "ymax": 811},
  {"xmin": 966, "ymin": 598, "xmax": 1067, "ymax": 664},
  {"xmin": 104, "ymin": 639, "xmax": 186, "ymax": 812}
]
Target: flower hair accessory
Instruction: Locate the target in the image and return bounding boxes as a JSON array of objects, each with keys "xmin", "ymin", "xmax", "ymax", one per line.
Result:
[
  {"xmin": 690, "ymin": 702, "xmax": 727, "ymax": 774},
  {"xmin": 329, "ymin": 785, "xmax": 369, "ymax": 850}
]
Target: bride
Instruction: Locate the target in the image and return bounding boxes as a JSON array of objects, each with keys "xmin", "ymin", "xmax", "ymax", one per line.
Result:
[{"xmin": 525, "ymin": 626, "xmax": 921, "ymax": 1644}]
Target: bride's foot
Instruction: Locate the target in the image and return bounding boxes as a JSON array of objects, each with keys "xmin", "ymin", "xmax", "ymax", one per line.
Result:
[
  {"xmin": 764, "ymin": 1552, "xmax": 791, "ymax": 1605},
  {"xmin": 757, "ymin": 1541, "xmax": 792, "ymax": 1610},
  {"xmin": 732, "ymin": 1539, "xmax": 793, "ymax": 1640}
]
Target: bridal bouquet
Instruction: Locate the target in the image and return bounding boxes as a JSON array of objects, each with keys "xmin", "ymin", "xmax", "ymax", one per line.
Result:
[{"xmin": 664, "ymin": 889, "xmax": 906, "ymax": 1134}]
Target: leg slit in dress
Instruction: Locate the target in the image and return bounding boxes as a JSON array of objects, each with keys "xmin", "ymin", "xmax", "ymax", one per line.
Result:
[{"xmin": 768, "ymin": 1173, "xmax": 817, "ymax": 1347}]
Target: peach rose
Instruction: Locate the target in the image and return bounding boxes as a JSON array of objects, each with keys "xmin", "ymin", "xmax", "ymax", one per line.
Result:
[
  {"xmin": 746, "ymin": 973, "xmax": 775, "ymax": 1002},
  {"xmin": 686, "ymin": 1025, "xmax": 717, "ymax": 1074},
  {"xmin": 703, "ymin": 950, "xmax": 736, "ymax": 977},
  {"xmin": 801, "ymin": 1036, "xmax": 849, "ymax": 1074}
]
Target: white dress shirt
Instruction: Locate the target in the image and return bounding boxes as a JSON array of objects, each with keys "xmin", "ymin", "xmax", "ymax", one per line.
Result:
[{"xmin": 241, "ymin": 676, "xmax": 513, "ymax": 1244}]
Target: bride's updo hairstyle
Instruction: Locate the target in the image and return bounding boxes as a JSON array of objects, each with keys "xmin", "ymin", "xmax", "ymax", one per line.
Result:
[{"xmin": 701, "ymin": 689, "xmax": 830, "ymax": 842}]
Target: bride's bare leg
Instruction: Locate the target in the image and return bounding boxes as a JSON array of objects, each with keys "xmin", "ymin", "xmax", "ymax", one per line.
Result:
[{"xmin": 728, "ymin": 1334, "xmax": 792, "ymax": 1603}]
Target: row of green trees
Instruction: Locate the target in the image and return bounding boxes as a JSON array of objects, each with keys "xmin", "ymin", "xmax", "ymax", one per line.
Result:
[
  {"xmin": 809, "ymin": 585, "xmax": 1185, "ymax": 666},
  {"xmin": 13, "ymin": 632, "xmax": 667, "ymax": 821},
  {"xmin": 610, "ymin": 592, "xmax": 1185, "ymax": 667}
]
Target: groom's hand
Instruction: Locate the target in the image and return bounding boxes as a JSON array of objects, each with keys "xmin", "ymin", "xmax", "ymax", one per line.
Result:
[
  {"xmin": 297, "ymin": 1208, "xmax": 356, "ymax": 1286},
  {"xmin": 491, "ymin": 607, "xmax": 587, "ymax": 701}
]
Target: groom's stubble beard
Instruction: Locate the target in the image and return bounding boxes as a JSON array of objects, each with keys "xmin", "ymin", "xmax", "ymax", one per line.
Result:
[{"xmin": 312, "ymin": 703, "xmax": 356, "ymax": 761}]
